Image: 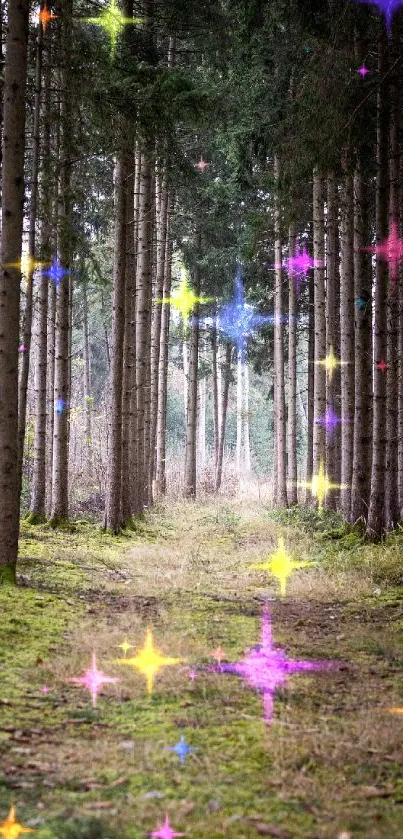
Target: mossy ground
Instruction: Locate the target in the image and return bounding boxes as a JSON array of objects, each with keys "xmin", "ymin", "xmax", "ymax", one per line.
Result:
[{"xmin": 1, "ymin": 501, "xmax": 403, "ymax": 838}]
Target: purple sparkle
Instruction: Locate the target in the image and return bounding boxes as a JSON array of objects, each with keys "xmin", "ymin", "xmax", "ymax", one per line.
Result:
[
  {"xmin": 280, "ymin": 242, "xmax": 324, "ymax": 294},
  {"xmin": 314, "ymin": 406, "xmax": 344, "ymax": 435},
  {"xmin": 42, "ymin": 257, "xmax": 70, "ymax": 287},
  {"xmin": 353, "ymin": 0, "xmax": 403, "ymax": 33},
  {"xmin": 217, "ymin": 605, "xmax": 337, "ymax": 724},
  {"xmin": 357, "ymin": 64, "xmax": 369, "ymax": 77},
  {"xmin": 71, "ymin": 652, "xmax": 119, "ymax": 707},
  {"xmin": 150, "ymin": 814, "xmax": 185, "ymax": 839}
]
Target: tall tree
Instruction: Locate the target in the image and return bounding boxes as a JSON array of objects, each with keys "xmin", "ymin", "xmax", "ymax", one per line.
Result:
[
  {"xmin": 312, "ymin": 169, "xmax": 326, "ymax": 481},
  {"xmin": 0, "ymin": 0, "xmax": 30, "ymax": 580},
  {"xmin": 273, "ymin": 157, "xmax": 287, "ymax": 506},
  {"xmin": 339, "ymin": 154, "xmax": 355, "ymax": 518},
  {"xmin": 184, "ymin": 254, "xmax": 201, "ymax": 498},
  {"xmin": 287, "ymin": 221, "xmax": 297, "ymax": 504}
]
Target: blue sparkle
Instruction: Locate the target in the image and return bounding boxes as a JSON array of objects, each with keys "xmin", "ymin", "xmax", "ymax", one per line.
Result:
[
  {"xmin": 43, "ymin": 257, "xmax": 70, "ymax": 287},
  {"xmin": 166, "ymin": 734, "xmax": 196, "ymax": 765}
]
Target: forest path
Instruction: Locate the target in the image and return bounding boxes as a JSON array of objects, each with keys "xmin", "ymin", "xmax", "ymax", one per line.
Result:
[{"xmin": 1, "ymin": 501, "xmax": 403, "ymax": 838}]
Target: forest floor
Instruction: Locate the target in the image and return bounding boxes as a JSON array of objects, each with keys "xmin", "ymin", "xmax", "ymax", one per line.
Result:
[{"xmin": 1, "ymin": 500, "xmax": 403, "ymax": 839}]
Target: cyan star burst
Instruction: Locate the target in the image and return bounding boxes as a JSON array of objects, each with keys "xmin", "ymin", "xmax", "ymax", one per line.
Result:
[
  {"xmin": 353, "ymin": 0, "xmax": 403, "ymax": 34},
  {"xmin": 217, "ymin": 605, "xmax": 336, "ymax": 723}
]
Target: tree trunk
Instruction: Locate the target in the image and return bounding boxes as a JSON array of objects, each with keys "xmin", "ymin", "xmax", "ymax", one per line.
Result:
[
  {"xmin": 273, "ymin": 157, "xmax": 287, "ymax": 506},
  {"xmin": 243, "ymin": 360, "xmax": 251, "ymax": 474},
  {"xmin": 236, "ymin": 345, "xmax": 243, "ymax": 479},
  {"xmin": 82, "ymin": 274, "xmax": 92, "ymax": 471},
  {"xmin": 104, "ymin": 148, "xmax": 128, "ymax": 532},
  {"xmin": 351, "ymin": 165, "xmax": 373, "ymax": 524},
  {"xmin": 17, "ymin": 18, "xmax": 43, "ymax": 496},
  {"xmin": 339, "ymin": 155, "xmax": 355, "ymax": 518},
  {"xmin": 212, "ymin": 316, "xmax": 220, "ymax": 472},
  {"xmin": 325, "ymin": 172, "xmax": 340, "ymax": 508},
  {"xmin": 155, "ymin": 209, "xmax": 173, "ymax": 495},
  {"xmin": 30, "ymin": 42, "xmax": 52, "ymax": 520},
  {"xmin": 367, "ymin": 32, "xmax": 389, "ymax": 539},
  {"xmin": 149, "ymin": 169, "xmax": 168, "ymax": 491},
  {"xmin": 50, "ymin": 0, "xmax": 73, "ymax": 525},
  {"xmin": 215, "ymin": 342, "xmax": 232, "ymax": 492},
  {"xmin": 287, "ymin": 222, "xmax": 297, "ymax": 504},
  {"xmin": 136, "ymin": 149, "xmax": 154, "ymax": 511},
  {"xmin": 0, "ymin": 0, "xmax": 29, "ymax": 579},
  {"xmin": 312, "ymin": 170, "xmax": 326, "ymax": 484},
  {"xmin": 305, "ymin": 270, "xmax": 314, "ymax": 503},
  {"xmin": 121, "ymin": 152, "xmax": 135, "ymax": 526},
  {"xmin": 184, "ymin": 254, "xmax": 201, "ymax": 498},
  {"xmin": 129, "ymin": 146, "xmax": 140, "ymax": 513}
]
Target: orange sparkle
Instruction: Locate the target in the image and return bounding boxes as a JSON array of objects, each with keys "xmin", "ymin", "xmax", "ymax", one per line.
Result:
[
  {"xmin": 0, "ymin": 805, "xmax": 35, "ymax": 839},
  {"xmin": 39, "ymin": 4, "xmax": 58, "ymax": 32}
]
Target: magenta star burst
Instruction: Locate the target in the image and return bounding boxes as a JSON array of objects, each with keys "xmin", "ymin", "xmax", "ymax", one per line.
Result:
[
  {"xmin": 362, "ymin": 219, "xmax": 403, "ymax": 282},
  {"xmin": 71, "ymin": 652, "xmax": 119, "ymax": 707},
  {"xmin": 280, "ymin": 242, "xmax": 324, "ymax": 293},
  {"xmin": 149, "ymin": 814, "xmax": 185, "ymax": 839},
  {"xmin": 218, "ymin": 605, "xmax": 337, "ymax": 723},
  {"xmin": 357, "ymin": 64, "xmax": 369, "ymax": 77}
]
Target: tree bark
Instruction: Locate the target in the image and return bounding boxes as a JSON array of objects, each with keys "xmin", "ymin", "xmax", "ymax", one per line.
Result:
[
  {"xmin": 305, "ymin": 270, "xmax": 314, "ymax": 503},
  {"xmin": 367, "ymin": 32, "xmax": 389, "ymax": 539},
  {"xmin": 50, "ymin": 0, "xmax": 73, "ymax": 525},
  {"xmin": 325, "ymin": 172, "xmax": 340, "ymax": 508},
  {"xmin": 0, "ymin": 0, "xmax": 29, "ymax": 580},
  {"xmin": 273, "ymin": 157, "xmax": 287, "ymax": 506},
  {"xmin": 149, "ymin": 169, "xmax": 168, "ymax": 491},
  {"xmin": 184, "ymin": 253, "xmax": 201, "ymax": 498},
  {"xmin": 155, "ymin": 210, "xmax": 173, "ymax": 495},
  {"xmin": 287, "ymin": 222, "xmax": 298, "ymax": 504},
  {"xmin": 312, "ymin": 170, "xmax": 326, "ymax": 483},
  {"xmin": 339, "ymin": 154, "xmax": 355, "ymax": 518},
  {"xmin": 120, "ymin": 152, "xmax": 135, "ymax": 526}
]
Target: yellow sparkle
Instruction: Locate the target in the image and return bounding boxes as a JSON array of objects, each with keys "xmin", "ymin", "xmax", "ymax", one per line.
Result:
[
  {"xmin": 251, "ymin": 535, "xmax": 312, "ymax": 597},
  {"xmin": 2, "ymin": 254, "xmax": 49, "ymax": 277},
  {"xmin": 0, "ymin": 805, "xmax": 35, "ymax": 839},
  {"xmin": 83, "ymin": 0, "xmax": 144, "ymax": 56},
  {"xmin": 156, "ymin": 266, "xmax": 213, "ymax": 323},
  {"xmin": 118, "ymin": 638, "xmax": 133, "ymax": 657},
  {"xmin": 388, "ymin": 707, "xmax": 403, "ymax": 715},
  {"xmin": 115, "ymin": 628, "xmax": 183, "ymax": 695},
  {"xmin": 297, "ymin": 460, "xmax": 347, "ymax": 512},
  {"xmin": 315, "ymin": 346, "xmax": 347, "ymax": 382}
]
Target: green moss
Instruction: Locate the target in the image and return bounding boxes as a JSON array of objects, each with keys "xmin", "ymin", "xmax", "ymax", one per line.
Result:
[{"xmin": 0, "ymin": 564, "xmax": 16, "ymax": 586}]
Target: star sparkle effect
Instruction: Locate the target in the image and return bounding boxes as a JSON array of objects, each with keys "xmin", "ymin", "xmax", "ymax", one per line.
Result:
[
  {"xmin": 71, "ymin": 652, "xmax": 119, "ymax": 707},
  {"xmin": 42, "ymin": 257, "xmax": 70, "ymax": 287},
  {"xmin": 217, "ymin": 604, "xmax": 336, "ymax": 723},
  {"xmin": 0, "ymin": 805, "xmax": 35, "ymax": 838},
  {"xmin": 55, "ymin": 398, "xmax": 66, "ymax": 415},
  {"xmin": 362, "ymin": 218, "xmax": 403, "ymax": 282},
  {"xmin": 353, "ymin": 0, "xmax": 403, "ymax": 34},
  {"xmin": 211, "ymin": 645, "xmax": 226, "ymax": 665},
  {"xmin": 355, "ymin": 296, "xmax": 368, "ymax": 310},
  {"xmin": 39, "ymin": 3, "xmax": 58, "ymax": 32},
  {"xmin": 212, "ymin": 262, "xmax": 276, "ymax": 354},
  {"xmin": 81, "ymin": 0, "xmax": 144, "ymax": 56},
  {"xmin": 115, "ymin": 628, "xmax": 183, "ymax": 695},
  {"xmin": 156, "ymin": 266, "xmax": 212, "ymax": 324},
  {"xmin": 188, "ymin": 669, "xmax": 197, "ymax": 680},
  {"xmin": 298, "ymin": 459, "xmax": 347, "ymax": 512},
  {"xmin": 194, "ymin": 157, "xmax": 209, "ymax": 172},
  {"xmin": 166, "ymin": 733, "xmax": 196, "ymax": 765},
  {"xmin": 118, "ymin": 638, "xmax": 134, "ymax": 657},
  {"xmin": 3, "ymin": 254, "xmax": 48, "ymax": 277},
  {"xmin": 149, "ymin": 814, "xmax": 185, "ymax": 839},
  {"xmin": 251, "ymin": 535, "xmax": 311, "ymax": 598},
  {"xmin": 314, "ymin": 405, "xmax": 345, "ymax": 436},
  {"xmin": 280, "ymin": 242, "xmax": 323, "ymax": 293},
  {"xmin": 357, "ymin": 64, "xmax": 369, "ymax": 77},
  {"xmin": 376, "ymin": 359, "xmax": 388, "ymax": 373},
  {"xmin": 388, "ymin": 706, "xmax": 403, "ymax": 715},
  {"xmin": 315, "ymin": 346, "xmax": 347, "ymax": 382},
  {"xmin": 18, "ymin": 344, "xmax": 25, "ymax": 354}
]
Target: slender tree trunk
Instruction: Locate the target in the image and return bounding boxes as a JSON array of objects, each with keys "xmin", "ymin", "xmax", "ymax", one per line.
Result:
[
  {"xmin": 351, "ymin": 165, "xmax": 373, "ymax": 524},
  {"xmin": 50, "ymin": 0, "xmax": 73, "ymax": 524},
  {"xmin": 244, "ymin": 360, "xmax": 251, "ymax": 473},
  {"xmin": 184, "ymin": 253, "xmax": 201, "ymax": 498},
  {"xmin": 236, "ymin": 346, "xmax": 243, "ymax": 479},
  {"xmin": 0, "ymin": 0, "xmax": 29, "ymax": 579},
  {"xmin": 136, "ymin": 149, "xmax": 154, "ymax": 511},
  {"xmin": 367, "ymin": 32, "xmax": 389, "ymax": 539},
  {"xmin": 215, "ymin": 342, "xmax": 232, "ymax": 492},
  {"xmin": 149, "ymin": 170, "xmax": 168, "ymax": 491},
  {"xmin": 129, "ymin": 146, "xmax": 140, "ymax": 513},
  {"xmin": 120, "ymin": 152, "xmax": 135, "ymax": 525},
  {"xmin": 399, "ymin": 159, "xmax": 403, "ymax": 514},
  {"xmin": 155, "ymin": 212, "xmax": 172, "ymax": 495},
  {"xmin": 17, "ymin": 19, "xmax": 43, "ymax": 496},
  {"xmin": 104, "ymin": 147, "xmax": 128, "ymax": 532},
  {"xmin": 212, "ymin": 317, "xmax": 220, "ymax": 472},
  {"xmin": 273, "ymin": 157, "xmax": 287, "ymax": 506},
  {"xmin": 339, "ymin": 154, "xmax": 355, "ymax": 518},
  {"xmin": 385, "ymin": 53, "xmax": 400, "ymax": 529},
  {"xmin": 46, "ymin": 279, "xmax": 56, "ymax": 515},
  {"xmin": 82, "ymin": 274, "xmax": 92, "ymax": 470},
  {"xmin": 325, "ymin": 173, "xmax": 339, "ymax": 508},
  {"xmin": 30, "ymin": 44, "xmax": 51, "ymax": 520},
  {"xmin": 312, "ymin": 170, "xmax": 326, "ymax": 484},
  {"xmin": 287, "ymin": 222, "xmax": 297, "ymax": 503},
  {"xmin": 305, "ymin": 270, "xmax": 314, "ymax": 503}
]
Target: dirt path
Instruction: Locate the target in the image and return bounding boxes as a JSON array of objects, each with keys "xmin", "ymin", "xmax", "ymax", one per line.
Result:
[{"xmin": 1, "ymin": 501, "xmax": 403, "ymax": 838}]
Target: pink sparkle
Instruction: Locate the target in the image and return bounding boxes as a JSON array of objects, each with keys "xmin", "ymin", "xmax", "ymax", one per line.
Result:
[
  {"xmin": 218, "ymin": 605, "xmax": 337, "ymax": 724},
  {"xmin": 188, "ymin": 669, "xmax": 197, "ymax": 680},
  {"xmin": 376, "ymin": 359, "xmax": 388, "ymax": 373},
  {"xmin": 362, "ymin": 218, "xmax": 403, "ymax": 282},
  {"xmin": 194, "ymin": 157, "xmax": 209, "ymax": 173},
  {"xmin": 357, "ymin": 64, "xmax": 369, "ymax": 77},
  {"xmin": 211, "ymin": 646, "xmax": 226, "ymax": 665},
  {"xmin": 71, "ymin": 652, "xmax": 119, "ymax": 707},
  {"xmin": 280, "ymin": 242, "xmax": 324, "ymax": 293},
  {"xmin": 150, "ymin": 814, "xmax": 185, "ymax": 839},
  {"xmin": 41, "ymin": 685, "xmax": 50, "ymax": 694},
  {"xmin": 18, "ymin": 344, "xmax": 25, "ymax": 353}
]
